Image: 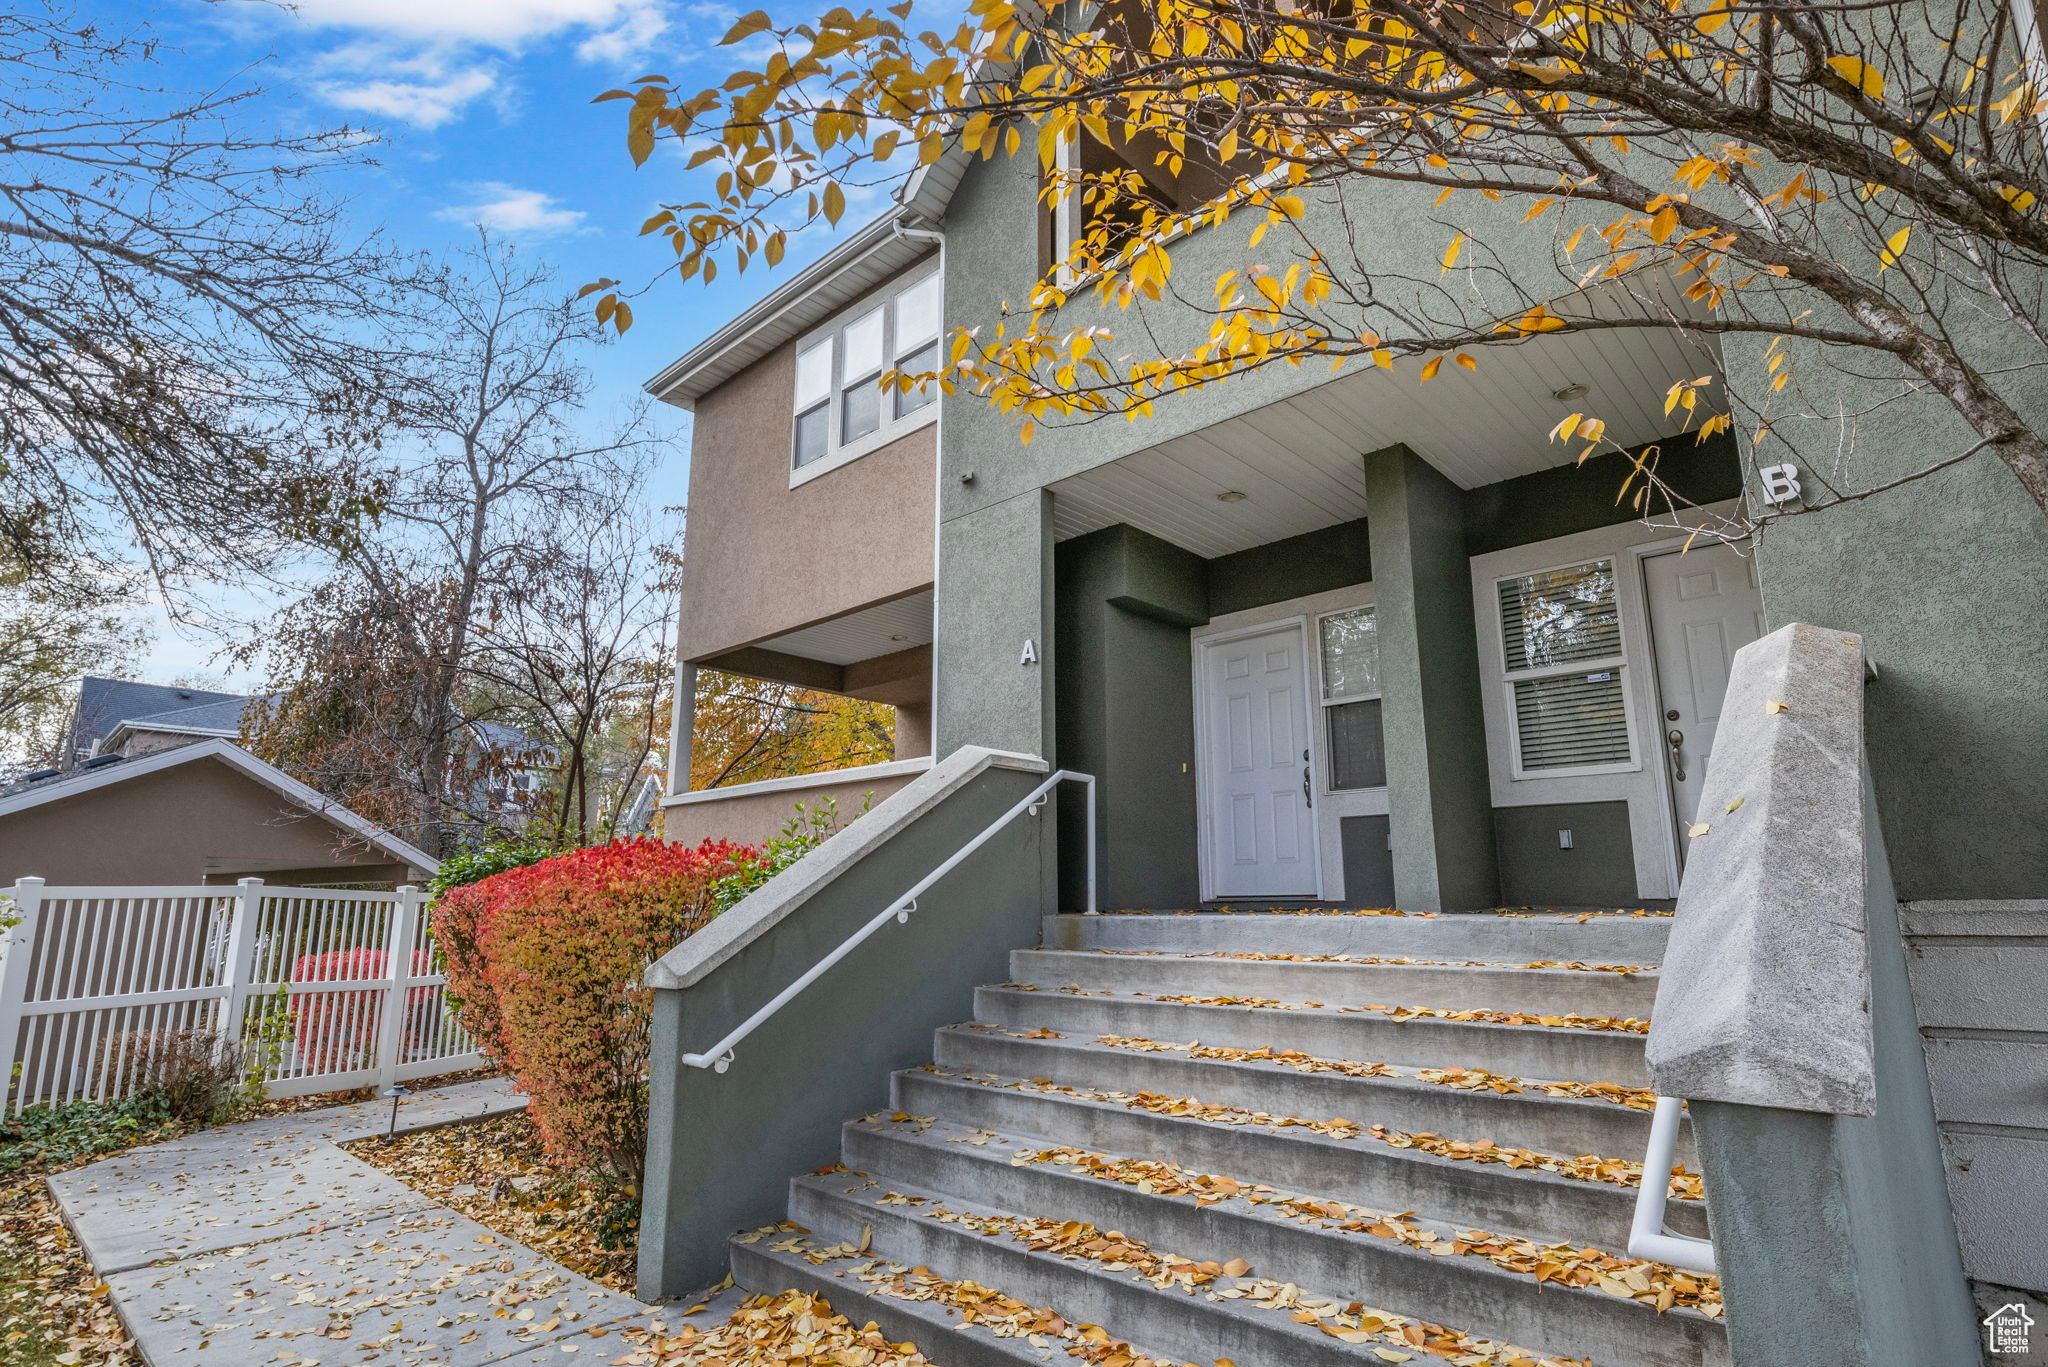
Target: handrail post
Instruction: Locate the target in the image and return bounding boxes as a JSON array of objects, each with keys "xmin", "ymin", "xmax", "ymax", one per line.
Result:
[
  {"xmin": 1628, "ymin": 1095, "xmax": 1716, "ymax": 1273},
  {"xmin": 1083, "ymin": 775, "xmax": 1097, "ymax": 914},
  {"xmin": 0, "ymin": 878, "xmax": 46, "ymax": 1118}
]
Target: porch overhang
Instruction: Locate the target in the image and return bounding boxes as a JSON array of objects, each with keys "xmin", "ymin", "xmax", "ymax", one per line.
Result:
[{"xmin": 1049, "ymin": 285, "xmax": 1722, "ymax": 559}]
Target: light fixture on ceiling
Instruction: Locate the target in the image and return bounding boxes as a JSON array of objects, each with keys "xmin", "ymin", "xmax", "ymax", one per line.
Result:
[
  {"xmin": 1216, "ymin": 489, "xmax": 1248, "ymax": 503},
  {"xmin": 889, "ymin": 634, "xmax": 908, "ymax": 642},
  {"xmin": 1553, "ymin": 382, "xmax": 1590, "ymax": 402}
]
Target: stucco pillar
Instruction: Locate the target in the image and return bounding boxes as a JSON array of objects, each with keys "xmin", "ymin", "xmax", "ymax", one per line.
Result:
[
  {"xmin": 893, "ymin": 701, "xmax": 933, "ymax": 759},
  {"xmin": 1364, "ymin": 444, "xmax": 1500, "ymax": 911},
  {"xmin": 934, "ymin": 488, "xmax": 1055, "ymax": 760},
  {"xmin": 666, "ymin": 662, "xmax": 697, "ymax": 798}
]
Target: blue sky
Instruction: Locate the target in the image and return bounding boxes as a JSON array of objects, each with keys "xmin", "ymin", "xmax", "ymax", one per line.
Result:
[{"xmin": 114, "ymin": 0, "xmax": 915, "ymax": 682}]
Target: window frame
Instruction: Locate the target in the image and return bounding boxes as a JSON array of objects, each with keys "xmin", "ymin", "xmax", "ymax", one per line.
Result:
[
  {"xmin": 1314, "ymin": 604, "xmax": 1386, "ymax": 794},
  {"xmin": 1493, "ymin": 556, "xmax": 1639, "ymax": 780},
  {"xmin": 788, "ymin": 262, "xmax": 942, "ymax": 488}
]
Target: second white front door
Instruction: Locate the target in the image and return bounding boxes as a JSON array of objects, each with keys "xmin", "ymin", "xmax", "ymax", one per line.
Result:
[
  {"xmin": 1645, "ymin": 543, "xmax": 1766, "ymax": 844},
  {"xmin": 1199, "ymin": 623, "xmax": 1321, "ymax": 898}
]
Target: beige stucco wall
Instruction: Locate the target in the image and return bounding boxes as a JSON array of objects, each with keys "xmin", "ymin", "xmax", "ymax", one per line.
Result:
[
  {"xmin": 0, "ymin": 758, "xmax": 427, "ymax": 888},
  {"xmin": 675, "ymin": 325, "xmax": 937, "ymax": 665},
  {"xmin": 660, "ymin": 770, "xmax": 924, "ymax": 849}
]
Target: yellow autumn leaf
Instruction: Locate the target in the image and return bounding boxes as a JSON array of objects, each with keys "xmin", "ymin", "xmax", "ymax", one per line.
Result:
[
  {"xmin": 1454, "ymin": 353, "xmax": 1477, "ymax": 370},
  {"xmin": 1687, "ymin": 822, "xmax": 1710, "ymax": 837},
  {"xmin": 1440, "ymin": 233, "xmax": 1465, "ymax": 273},
  {"xmin": 1878, "ymin": 224, "xmax": 1910, "ymax": 269},
  {"xmin": 1764, "ymin": 699, "xmax": 1789, "ymax": 714},
  {"xmin": 1420, "ymin": 355, "xmax": 1443, "ymax": 381},
  {"xmin": 1725, "ymin": 795, "xmax": 1745, "ymax": 813},
  {"xmin": 1825, "ymin": 55, "xmax": 1885, "ymax": 99}
]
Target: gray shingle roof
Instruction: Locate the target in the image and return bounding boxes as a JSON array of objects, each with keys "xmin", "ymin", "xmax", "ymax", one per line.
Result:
[
  {"xmin": 70, "ymin": 676, "xmax": 247, "ymax": 751},
  {"xmin": 119, "ymin": 696, "xmax": 255, "ymax": 735}
]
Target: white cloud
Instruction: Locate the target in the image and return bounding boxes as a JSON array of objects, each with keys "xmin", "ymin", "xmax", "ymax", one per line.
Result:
[
  {"xmin": 321, "ymin": 67, "xmax": 499, "ymax": 129},
  {"xmin": 577, "ymin": 2, "xmax": 669, "ymax": 62},
  {"xmin": 290, "ymin": 0, "xmax": 668, "ymax": 50},
  {"xmin": 437, "ymin": 182, "xmax": 589, "ymax": 236}
]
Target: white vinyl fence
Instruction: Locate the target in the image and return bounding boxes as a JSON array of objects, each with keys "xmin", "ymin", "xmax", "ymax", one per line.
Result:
[{"xmin": 0, "ymin": 878, "xmax": 484, "ymax": 1117}]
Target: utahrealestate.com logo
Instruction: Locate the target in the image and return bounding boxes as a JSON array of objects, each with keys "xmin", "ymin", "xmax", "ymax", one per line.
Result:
[{"xmin": 1986, "ymin": 1303, "xmax": 2037, "ymax": 1356}]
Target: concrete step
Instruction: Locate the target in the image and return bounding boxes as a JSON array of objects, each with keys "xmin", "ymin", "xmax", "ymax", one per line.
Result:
[
  {"xmin": 975, "ymin": 984, "xmax": 1653, "ymax": 1087},
  {"xmin": 931, "ymin": 1025, "xmax": 1694, "ymax": 1167},
  {"xmin": 729, "ymin": 1231, "xmax": 1129, "ymax": 1367},
  {"xmin": 790, "ymin": 1165, "xmax": 1727, "ymax": 1367},
  {"xmin": 889, "ymin": 1066, "xmax": 1706, "ymax": 1248},
  {"xmin": 1046, "ymin": 911, "xmax": 1673, "ymax": 962},
  {"xmin": 1011, "ymin": 948, "xmax": 1660, "ymax": 1019}
]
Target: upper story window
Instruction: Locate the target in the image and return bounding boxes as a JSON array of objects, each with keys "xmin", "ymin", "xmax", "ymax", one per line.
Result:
[{"xmin": 791, "ymin": 265, "xmax": 941, "ymax": 484}]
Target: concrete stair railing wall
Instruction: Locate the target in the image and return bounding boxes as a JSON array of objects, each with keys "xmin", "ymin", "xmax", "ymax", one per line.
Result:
[
  {"xmin": 1645, "ymin": 622, "xmax": 1981, "ymax": 1366},
  {"xmin": 636, "ymin": 745, "xmax": 1057, "ymax": 1299}
]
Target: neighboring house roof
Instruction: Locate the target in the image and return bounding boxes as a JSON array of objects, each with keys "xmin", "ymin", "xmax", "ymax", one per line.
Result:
[
  {"xmin": 469, "ymin": 719, "xmax": 552, "ymax": 759},
  {"xmin": 69, "ymin": 676, "xmax": 247, "ymax": 754},
  {"xmin": 0, "ymin": 737, "xmax": 438, "ymax": 874},
  {"xmin": 105, "ymin": 695, "xmax": 257, "ymax": 747},
  {"xmin": 644, "ymin": 205, "xmax": 940, "ymax": 410}
]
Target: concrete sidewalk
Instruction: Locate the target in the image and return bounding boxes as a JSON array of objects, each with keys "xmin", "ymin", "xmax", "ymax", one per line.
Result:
[{"xmin": 47, "ymin": 1078, "xmax": 659, "ymax": 1365}]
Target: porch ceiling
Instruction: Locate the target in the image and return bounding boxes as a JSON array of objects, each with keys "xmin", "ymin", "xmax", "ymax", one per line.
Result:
[
  {"xmin": 1049, "ymin": 290, "xmax": 1718, "ymax": 560},
  {"xmin": 752, "ymin": 588, "xmax": 935, "ymax": 666}
]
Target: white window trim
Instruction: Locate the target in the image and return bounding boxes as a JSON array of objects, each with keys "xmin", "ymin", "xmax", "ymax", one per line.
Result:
[
  {"xmin": 1468, "ymin": 500, "xmax": 1746, "ymax": 903},
  {"xmin": 790, "ymin": 263, "xmax": 942, "ymax": 489},
  {"xmin": 1493, "ymin": 555, "xmax": 1639, "ymax": 782}
]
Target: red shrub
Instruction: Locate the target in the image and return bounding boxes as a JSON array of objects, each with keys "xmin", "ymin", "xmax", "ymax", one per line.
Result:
[
  {"xmin": 288, "ymin": 947, "xmax": 435, "ymax": 1075},
  {"xmin": 432, "ymin": 837, "xmax": 746, "ymax": 1181}
]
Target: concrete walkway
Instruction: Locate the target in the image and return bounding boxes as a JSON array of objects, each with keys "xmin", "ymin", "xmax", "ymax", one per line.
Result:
[{"xmin": 47, "ymin": 1078, "xmax": 660, "ymax": 1366}]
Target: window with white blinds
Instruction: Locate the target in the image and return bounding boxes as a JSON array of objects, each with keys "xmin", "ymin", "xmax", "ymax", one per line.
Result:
[{"xmin": 1496, "ymin": 560, "xmax": 1634, "ymax": 773}]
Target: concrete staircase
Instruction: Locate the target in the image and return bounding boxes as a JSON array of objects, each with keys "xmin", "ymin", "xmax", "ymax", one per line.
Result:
[{"xmin": 725, "ymin": 911, "xmax": 1729, "ymax": 1367}]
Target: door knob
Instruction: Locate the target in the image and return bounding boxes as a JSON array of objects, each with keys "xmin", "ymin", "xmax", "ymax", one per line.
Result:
[
  {"xmin": 1666, "ymin": 729, "xmax": 1686, "ymax": 782},
  {"xmin": 1667, "ymin": 729, "xmax": 1684, "ymax": 747},
  {"xmin": 1302, "ymin": 764, "xmax": 1313, "ymax": 809}
]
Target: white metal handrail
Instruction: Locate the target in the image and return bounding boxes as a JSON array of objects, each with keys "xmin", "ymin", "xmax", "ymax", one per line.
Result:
[
  {"xmin": 1628, "ymin": 1095, "xmax": 1718, "ymax": 1274},
  {"xmin": 680, "ymin": 769, "xmax": 1096, "ymax": 1074}
]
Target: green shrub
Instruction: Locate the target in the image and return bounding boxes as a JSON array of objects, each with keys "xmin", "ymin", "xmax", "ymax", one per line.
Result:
[
  {"xmin": 0, "ymin": 1095, "xmax": 180, "ymax": 1177},
  {"xmin": 708, "ymin": 798, "xmax": 854, "ymax": 915},
  {"xmin": 430, "ymin": 835, "xmax": 560, "ymax": 898}
]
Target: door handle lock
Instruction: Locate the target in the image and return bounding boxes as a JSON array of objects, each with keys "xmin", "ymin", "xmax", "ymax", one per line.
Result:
[
  {"xmin": 1302, "ymin": 764, "xmax": 1313, "ymax": 809},
  {"xmin": 1666, "ymin": 729, "xmax": 1686, "ymax": 782}
]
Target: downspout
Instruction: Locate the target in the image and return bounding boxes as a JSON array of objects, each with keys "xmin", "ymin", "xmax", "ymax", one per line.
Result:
[{"xmin": 894, "ymin": 215, "xmax": 946, "ymax": 762}]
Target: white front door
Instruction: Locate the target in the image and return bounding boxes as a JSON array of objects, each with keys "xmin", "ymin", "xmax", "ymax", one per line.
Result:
[
  {"xmin": 1199, "ymin": 623, "xmax": 1321, "ymax": 898},
  {"xmin": 1644, "ymin": 544, "xmax": 1766, "ymax": 845}
]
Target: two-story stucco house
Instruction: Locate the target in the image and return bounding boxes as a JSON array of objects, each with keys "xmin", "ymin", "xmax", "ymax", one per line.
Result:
[
  {"xmin": 637, "ymin": 111, "xmax": 2046, "ymax": 1367},
  {"xmin": 653, "ymin": 214, "xmax": 943, "ymax": 846}
]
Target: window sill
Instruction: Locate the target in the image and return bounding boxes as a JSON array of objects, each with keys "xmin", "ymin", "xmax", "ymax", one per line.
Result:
[{"xmin": 790, "ymin": 405, "xmax": 936, "ymax": 489}]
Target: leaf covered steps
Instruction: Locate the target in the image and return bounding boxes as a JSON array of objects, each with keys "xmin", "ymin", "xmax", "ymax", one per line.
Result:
[{"xmin": 719, "ymin": 909, "xmax": 1725, "ymax": 1366}]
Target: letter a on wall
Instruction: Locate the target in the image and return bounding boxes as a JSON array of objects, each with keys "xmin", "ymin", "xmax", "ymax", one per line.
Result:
[{"xmin": 1020, "ymin": 638, "xmax": 1039, "ymax": 666}]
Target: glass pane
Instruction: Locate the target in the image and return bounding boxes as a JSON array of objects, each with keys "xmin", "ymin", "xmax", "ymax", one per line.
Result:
[
  {"xmin": 842, "ymin": 381, "xmax": 881, "ymax": 442},
  {"xmin": 1327, "ymin": 699, "xmax": 1387, "ymax": 790},
  {"xmin": 1319, "ymin": 607, "xmax": 1378, "ymax": 699},
  {"xmin": 894, "ymin": 340, "xmax": 938, "ymax": 418},
  {"xmin": 793, "ymin": 401, "xmax": 830, "ymax": 467},
  {"xmin": 842, "ymin": 307, "xmax": 885, "ymax": 380},
  {"xmin": 795, "ymin": 338, "xmax": 834, "ymax": 407},
  {"xmin": 1512, "ymin": 670, "xmax": 1631, "ymax": 769},
  {"xmin": 894, "ymin": 273, "xmax": 942, "ymax": 348},
  {"xmin": 1498, "ymin": 559, "xmax": 1621, "ymax": 671}
]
